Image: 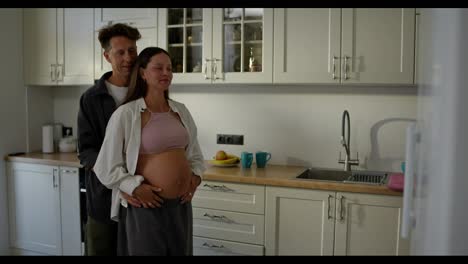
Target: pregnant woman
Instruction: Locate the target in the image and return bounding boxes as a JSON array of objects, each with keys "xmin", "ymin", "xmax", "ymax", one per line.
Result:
[{"xmin": 94, "ymin": 47, "xmax": 205, "ymax": 255}]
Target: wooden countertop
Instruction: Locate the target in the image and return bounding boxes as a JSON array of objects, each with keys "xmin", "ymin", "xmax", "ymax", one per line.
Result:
[
  {"xmin": 4, "ymin": 152, "xmax": 402, "ymax": 196},
  {"xmin": 203, "ymin": 163, "xmax": 403, "ymax": 196},
  {"xmin": 5, "ymin": 152, "xmax": 82, "ymax": 168}
]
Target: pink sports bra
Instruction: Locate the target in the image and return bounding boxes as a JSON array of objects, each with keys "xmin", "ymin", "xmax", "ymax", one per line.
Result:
[{"xmin": 139, "ymin": 110, "xmax": 189, "ymax": 155}]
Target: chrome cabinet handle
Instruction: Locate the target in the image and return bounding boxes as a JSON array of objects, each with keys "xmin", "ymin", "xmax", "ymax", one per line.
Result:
[
  {"xmin": 202, "ymin": 242, "xmax": 225, "ymax": 249},
  {"xmin": 203, "ymin": 213, "xmax": 230, "ymax": 222},
  {"xmin": 340, "ymin": 195, "xmax": 345, "ymax": 220},
  {"xmin": 212, "ymin": 58, "xmax": 222, "ymax": 80},
  {"xmin": 332, "ymin": 56, "xmax": 337, "ymax": 80},
  {"xmin": 204, "ymin": 58, "xmax": 211, "ymax": 80},
  {"xmin": 62, "ymin": 169, "xmax": 77, "ymax": 174},
  {"xmin": 50, "ymin": 64, "xmax": 56, "ymax": 81},
  {"xmin": 53, "ymin": 168, "xmax": 59, "ymax": 188},
  {"xmin": 56, "ymin": 64, "xmax": 63, "ymax": 81},
  {"xmin": 203, "ymin": 183, "xmax": 233, "ymax": 192},
  {"xmin": 328, "ymin": 194, "xmax": 333, "ymax": 219},
  {"xmin": 343, "ymin": 56, "xmax": 349, "ymax": 80}
]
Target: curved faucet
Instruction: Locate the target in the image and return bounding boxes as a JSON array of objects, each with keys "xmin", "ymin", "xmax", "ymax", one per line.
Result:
[
  {"xmin": 341, "ymin": 110, "xmax": 351, "ymax": 157},
  {"xmin": 338, "ymin": 110, "xmax": 359, "ymax": 171}
]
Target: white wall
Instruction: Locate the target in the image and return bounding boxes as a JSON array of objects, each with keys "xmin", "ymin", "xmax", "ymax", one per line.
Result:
[
  {"xmin": 52, "ymin": 84, "xmax": 416, "ymax": 172},
  {"xmin": 27, "ymin": 86, "xmax": 53, "ymax": 152},
  {"xmin": 0, "ymin": 8, "xmax": 27, "ymax": 255},
  {"xmin": 51, "ymin": 86, "xmax": 88, "ymax": 138}
]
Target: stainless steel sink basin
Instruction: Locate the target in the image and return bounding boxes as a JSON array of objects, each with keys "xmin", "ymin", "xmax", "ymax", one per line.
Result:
[
  {"xmin": 295, "ymin": 168, "xmax": 351, "ymax": 182},
  {"xmin": 295, "ymin": 168, "xmax": 388, "ymax": 185}
]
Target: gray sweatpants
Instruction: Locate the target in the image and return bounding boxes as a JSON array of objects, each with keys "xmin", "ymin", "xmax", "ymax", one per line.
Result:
[{"xmin": 117, "ymin": 199, "xmax": 193, "ymax": 256}]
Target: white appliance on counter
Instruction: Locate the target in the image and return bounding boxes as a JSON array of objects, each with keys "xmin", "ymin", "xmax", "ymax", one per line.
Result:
[
  {"xmin": 42, "ymin": 125, "xmax": 54, "ymax": 153},
  {"xmin": 402, "ymin": 8, "xmax": 468, "ymax": 255}
]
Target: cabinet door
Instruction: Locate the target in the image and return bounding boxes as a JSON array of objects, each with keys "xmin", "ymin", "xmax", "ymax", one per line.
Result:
[
  {"xmin": 265, "ymin": 186, "xmax": 335, "ymax": 255},
  {"xmin": 273, "ymin": 8, "xmax": 341, "ymax": 84},
  {"xmin": 334, "ymin": 192, "xmax": 410, "ymax": 255},
  {"xmin": 94, "ymin": 23, "xmax": 158, "ymax": 79},
  {"xmin": 59, "ymin": 167, "xmax": 81, "ymax": 255},
  {"xmin": 158, "ymin": 8, "xmax": 212, "ymax": 84},
  {"xmin": 192, "ymin": 180, "xmax": 265, "ymax": 214},
  {"xmin": 57, "ymin": 9, "xmax": 94, "ymax": 85},
  {"xmin": 94, "ymin": 8, "xmax": 157, "ymax": 29},
  {"xmin": 193, "ymin": 208, "xmax": 264, "ymax": 245},
  {"xmin": 7, "ymin": 163, "xmax": 62, "ymax": 255},
  {"xmin": 23, "ymin": 8, "xmax": 57, "ymax": 86},
  {"xmin": 193, "ymin": 236, "xmax": 264, "ymax": 256},
  {"xmin": 212, "ymin": 8, "xmax": 273, "ymax": 83},
  {"xmin": 341, "ymin": 8, "xmax": 415, "ymax": 84}
]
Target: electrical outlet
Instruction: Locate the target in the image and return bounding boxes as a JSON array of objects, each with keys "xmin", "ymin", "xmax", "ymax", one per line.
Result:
[
  {"xmin": 62, "ymin": 126, "xmax": 73, "ymax": 137},
  {"xmin": 216, "ymin": 134, "xmax": 244, "ymax": 145},
  {"xmin": 232, "ymin": 135, "xmax": 244, "ymax": 145},
  {"xmin": 217, "ymin": 134, "xmax": 226, "ymax": 144}
]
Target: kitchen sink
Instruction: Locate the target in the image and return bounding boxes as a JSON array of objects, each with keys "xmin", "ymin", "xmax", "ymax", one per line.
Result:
[
  {"xmin": 295, "ymin": 168, "xmax": 388, "ymax": 185},
  {"xmin": 296, "ymin": 168, "xmax": 351, "ymax": 182},
  {"xmin": 344, "ymin": 171, "xmax": 388, "ymax": 185}
]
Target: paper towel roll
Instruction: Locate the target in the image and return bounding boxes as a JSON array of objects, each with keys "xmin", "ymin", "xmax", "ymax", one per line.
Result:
[{"xmin": 42, "ymin": 125, "xmax": 54, "ymax": 153}]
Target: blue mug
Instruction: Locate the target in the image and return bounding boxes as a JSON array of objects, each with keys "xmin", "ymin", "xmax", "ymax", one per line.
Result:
[
  {"xmin": 241, "ymin": 152, "xmax": 253, "ymax": 169},
  {"xmin": 256, "ymin": 151, "xmax": 271, "ymax": 168}
]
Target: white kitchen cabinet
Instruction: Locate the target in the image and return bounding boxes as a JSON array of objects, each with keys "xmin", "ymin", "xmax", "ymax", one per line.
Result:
[
  {"xmin": 59, "ymin": 167, "xmax": 81, "ymax": 255},
  {"xmin": 7, "ymin": 163, "xmax": 61, "ymax": 255},
  {"xmin": 191, "ymin": 180, "xmax": 265, "ymax": 255},
  {"xmin": 333, "ymin": 192, "xmax": 410, "ymax": 255},
  {"xmin": 7, "ymin": 162, "xmax": 81, "ymax": 255},
  {"xmin": 94, "ymin": 8, "xmax": 157, "ymax": 30},
  {"xmin": 158, "ymin": 8, "xmax": 273, "ymax": 84},
  {"xmin": 93, "ymin": 8, "xmax": 158, "ymax": 79},
  {"xmin": 273, "ymin": 8, "xmax": 416, "ymax": 85},
  {"xmin": 193, "ymin": 237, "xmax": 264, "ymax": 256},
  {"xmin": 265, "ymin": 187, "xmax": 335, "ymax": 255},
  {"xmin": 23, "ymin": 8, "xmax": 94, "ymax": 86},
  {"xmin": 265, "ymin": 186, "xmax": 409, "ymax": 255}
]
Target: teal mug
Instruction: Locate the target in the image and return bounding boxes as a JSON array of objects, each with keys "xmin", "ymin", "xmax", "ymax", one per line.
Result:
[
  {"xmin": 256, "ymin": 151, "xmax": 271, "ymax": 168},
  {"xmin": 241, "ymin": 152, "xmax": 253, "ymax": 169}
]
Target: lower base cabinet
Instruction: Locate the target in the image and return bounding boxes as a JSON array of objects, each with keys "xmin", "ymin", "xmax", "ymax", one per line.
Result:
[
  {"xmin": 192, "ymin": 180, "xmax": 265, "ymax": 256},
  {"xmin": 193, "ymin": 237, "xmax": 264, "ymax": 256},
  {"xmin": 7, "ymin": 162, "xmax": 81, "ymax": 255},
  {"xmin": 265, "ymin": 186, "xmax": 410, "ymax": 255},
  {"xmin": 7, "ymin": 163, "xmax": 408, "ymax": 256}
]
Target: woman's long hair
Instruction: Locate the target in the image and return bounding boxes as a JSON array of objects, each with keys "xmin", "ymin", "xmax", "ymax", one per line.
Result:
[{"xmin": 123, "ymin": 47, "xmax": 171, "ymax": 104}]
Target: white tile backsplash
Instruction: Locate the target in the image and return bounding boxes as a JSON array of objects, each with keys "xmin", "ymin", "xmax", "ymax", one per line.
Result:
[{"xmin": 50, "ymin": 83, "xmax": 417, "ymax": 172}]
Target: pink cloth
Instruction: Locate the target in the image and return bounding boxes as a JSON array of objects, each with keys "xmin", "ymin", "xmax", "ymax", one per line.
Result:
[
  {"xmin": 140, "ymin": 111, "xmax": 189, "ymax": 154},
  {"xmin": 387, "ymin": 173, "xmax": 404, "ymax": 192}
]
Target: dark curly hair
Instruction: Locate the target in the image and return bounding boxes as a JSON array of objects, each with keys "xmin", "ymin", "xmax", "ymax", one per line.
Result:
[{"xmin": 98, "ymin": 23, "xmax": 141, "ymax": 51}]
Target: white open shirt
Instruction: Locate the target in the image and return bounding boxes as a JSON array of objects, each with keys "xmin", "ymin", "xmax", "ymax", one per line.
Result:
[{"xmin": 94, "ymin": 97, "xmax": 206, "ymax": 221}]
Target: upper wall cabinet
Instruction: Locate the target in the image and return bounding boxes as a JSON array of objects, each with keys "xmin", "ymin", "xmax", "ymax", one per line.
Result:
[
  {"xmin": 94, "ymin": 8, "xmax": 158, "ymax": 79},
  {"xmin": 158, "ymin": 8, "xmax": 273, "ymax": 84},
  {"xmin": 94, "ymin": 8, "xmax": 157, "ymax": 29},
  {"xmin": 273, "ymin": 8, "xmax": 416, "ymax": 85},
  {"xmin": 24, "ymin": 9, "xmax": 94, "ymax": 86}
]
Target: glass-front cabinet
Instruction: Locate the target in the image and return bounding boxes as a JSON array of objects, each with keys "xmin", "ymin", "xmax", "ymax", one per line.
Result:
[
  {"xmin": 158, "ymin": 8, "xmax": 273, "ymax": 84},
  {"xmin": 158, "ymin": 8, "xmax": 212, "ymax": 84}
]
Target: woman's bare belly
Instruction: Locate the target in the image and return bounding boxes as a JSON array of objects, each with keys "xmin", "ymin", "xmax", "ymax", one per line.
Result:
[{"xmin": 136, "ymin": 149, "xmax": 192, "ymax": 199}]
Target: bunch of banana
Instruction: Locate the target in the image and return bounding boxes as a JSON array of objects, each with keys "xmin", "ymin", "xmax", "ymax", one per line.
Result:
[{"xmin": 210, "ymin": 150, "xmax": 240, "ymax": 165}]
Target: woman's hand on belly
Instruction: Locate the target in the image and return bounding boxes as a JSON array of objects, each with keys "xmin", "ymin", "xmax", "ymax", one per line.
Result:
[
  {"xmin": 132, "ymin": 183, "xmax": 164, "ymax": 208},
  {"xmin": 121, "ymin": 191, "xmax": 142, "ymax": 208},
  {"xmin": 180, "ymin": 174, "xmax": 202, "ymax": 204}
]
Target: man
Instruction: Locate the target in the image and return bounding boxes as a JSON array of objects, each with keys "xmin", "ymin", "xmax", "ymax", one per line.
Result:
[{"xmin": 77, "ymin": 23, "xmax": 142, "ymax": 256}]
